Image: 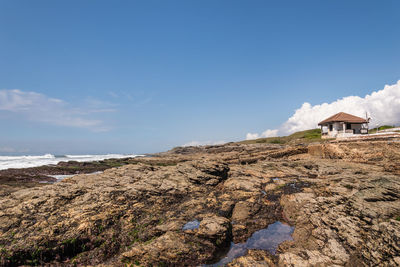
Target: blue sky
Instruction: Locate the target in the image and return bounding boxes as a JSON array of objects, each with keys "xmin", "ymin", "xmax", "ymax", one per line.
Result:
[{"xmin": 0, "ymin": 0, "xmax": 399, "ymax": 154}]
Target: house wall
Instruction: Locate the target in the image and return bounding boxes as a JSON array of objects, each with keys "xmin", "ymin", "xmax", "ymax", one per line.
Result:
[
  {"xmin": 330, "ymin": 122, "xmax": 342, "ymax": 137},
  {"xmin": 351, "ymin": 124, "xmax": 362, "ymax": 134},
  {"xmin": 322, "ymin": 122, "xmax": 367, "ymax": 138},
  {"xmin": 337, "ymin": 132, "xmax": 356, "ymax": 138},
  {"xmin": 321, "ymin": 122, "xmax": 341, "ymax": 138}
]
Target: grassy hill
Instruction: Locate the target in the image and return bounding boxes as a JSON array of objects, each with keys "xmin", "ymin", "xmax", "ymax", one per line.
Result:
[
  {"xmin": 241, "ymin": 125, "xmax": 400, "ymax": 145},
  {"xmin": 239, "ymin": 128, "xmax": 323, "ymax": 145},
  {"xmin": 368, "ymin": 125, "xmax": 397, "ymax": 134}
]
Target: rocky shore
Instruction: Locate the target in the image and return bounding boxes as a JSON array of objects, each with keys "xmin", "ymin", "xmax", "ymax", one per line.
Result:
[
  {"xmin": 0, "ymin": 157, "xmax": 144, "ymax": 197},
  {"xmin": 1, "ymin": 139, "xmax": 400, "ymax": 266}
]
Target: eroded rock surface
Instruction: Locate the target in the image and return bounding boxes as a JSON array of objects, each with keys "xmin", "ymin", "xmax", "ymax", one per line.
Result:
[{"xmin": 1, "ymin": 139, "xmax": 400, "ymax": 266}]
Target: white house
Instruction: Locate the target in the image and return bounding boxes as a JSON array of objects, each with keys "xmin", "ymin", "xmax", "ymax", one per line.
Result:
[{"xmin": 318, "ymin": 112, "xmax": 369, "ymax": 139}]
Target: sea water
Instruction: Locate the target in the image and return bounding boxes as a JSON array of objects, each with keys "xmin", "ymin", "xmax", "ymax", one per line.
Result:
[
  {"xmin": 204, "ymin": 221, "xmax": 294, "ymax": 266},
  {"xmin": 0, "ymin": 154, "xmax": 140, "ymax": 170},
  {"xmin": 182, "ymin": 219, "xmax": 201, "ymax": 230}
]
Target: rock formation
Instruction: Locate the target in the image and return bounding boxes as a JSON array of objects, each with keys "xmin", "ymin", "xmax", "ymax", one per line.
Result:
[{"xmin": 1, "ymin": 139, "xmax": 400, "ymax": 266}]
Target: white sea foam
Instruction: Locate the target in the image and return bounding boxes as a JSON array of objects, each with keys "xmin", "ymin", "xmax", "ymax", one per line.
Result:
[{"xmin": 0, "ymin": 154, "xmax": 139, "ymax": 170}]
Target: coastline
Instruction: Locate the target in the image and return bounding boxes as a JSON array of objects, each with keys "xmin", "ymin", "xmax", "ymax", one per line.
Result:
[
  {"xmin": 0, "ymin": 156, "xmax": 145, "ymax": 196},
  {"xmin": 1, "ymin": 139, "xmax": 400, "ymax": 266}
]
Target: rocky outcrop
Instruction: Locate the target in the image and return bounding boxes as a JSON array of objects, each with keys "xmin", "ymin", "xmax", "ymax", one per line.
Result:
[
  {"xmin": 1, "ymin": 139, "xmax": 400, "ymax": 266},
  {"xmin": 278, "ymin": 158, "xmax": 400, "ymax": 266},
  {"xmin": 0, "ymin": 157, "xmax": 145, "ymax": 197}
]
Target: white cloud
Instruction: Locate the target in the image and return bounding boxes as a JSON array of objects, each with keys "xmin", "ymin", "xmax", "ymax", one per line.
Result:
[
  {"xmin": 245, "ymin": 133, "xmax": 259, "ymax": 140},
  {"xmin": 246, "ymin": 80, "xmax": 400, "ymax": 139},
  {"xmin": 246, "ymin": 129, "xmax": 278, "ymax": 140},
  {"xmin": 183, "ymin": 140, "xmax": 226, "ymax": 147},
  {"xmin": 0, "ymin": 89, "xmax": 113, "ymax": 130}
]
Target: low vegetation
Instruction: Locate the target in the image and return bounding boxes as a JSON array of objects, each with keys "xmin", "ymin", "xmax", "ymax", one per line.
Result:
[
  {"xmin": 240, "ymin": 128, "xmax": 323, "ymax": 145},
  {"xmin": 368, "ymin": 125, "xmax": 397, "ymax": 134}
]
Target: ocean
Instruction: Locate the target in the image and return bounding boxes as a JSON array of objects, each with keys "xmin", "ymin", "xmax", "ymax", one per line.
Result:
[{"xmin": 0, "ymin": 154, "xmax": 140, "ymax": 170}]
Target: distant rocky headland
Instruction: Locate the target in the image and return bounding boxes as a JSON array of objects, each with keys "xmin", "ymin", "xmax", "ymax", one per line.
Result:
[{"xmin": 1, "ymin": 134, "xmax": 400, "ymax": 266}]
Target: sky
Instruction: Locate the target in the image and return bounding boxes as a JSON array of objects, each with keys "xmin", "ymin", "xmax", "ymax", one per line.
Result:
[{"xmin": 0, "ymin": 0, "xmax": 400, "ymax": 155}]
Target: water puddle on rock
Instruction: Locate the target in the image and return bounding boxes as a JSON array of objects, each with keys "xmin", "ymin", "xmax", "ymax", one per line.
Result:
[
  {"xmin": 40, "ymin": 175, "xmax": 75, "ymax": 184},
  {"xmin": 182, "ymin": 219, "xmax": 200, "ymax": 230},
  {"xmin": 50, "ymin": 174, "xmax": 75, "ymax": 181},
  {"xmin": 203, "ymin": 221, "xmax": 294, "ymax": 267}
]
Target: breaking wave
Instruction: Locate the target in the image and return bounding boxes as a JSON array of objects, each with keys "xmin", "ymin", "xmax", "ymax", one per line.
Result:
[{"xmin": 0, "ymin": 153, "xmax": 139, "ymax": 170}]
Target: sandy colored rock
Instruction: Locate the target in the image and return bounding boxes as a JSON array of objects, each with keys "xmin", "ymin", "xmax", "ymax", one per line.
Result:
[
  {"xmin": 232, "ymin": 201, "xmax": 252, "ymax": 221},
  {"xmin": 197, "ymin": 216, "xmax": 230, "ymax": 240},
  {"xmin": 228, "ymin": 250, "xmax": 275, "ymax": 266},
  {"xmin": 1, "ymin": 139, "xmax": 400, "ymax": 266}
]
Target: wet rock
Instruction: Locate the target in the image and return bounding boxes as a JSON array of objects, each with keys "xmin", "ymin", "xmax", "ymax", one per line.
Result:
[
  {"xmin": 177, "ymin": 161, "xmax": 229, "ymax": 185},
  {"xmin": 197, "ymin": 216, "xmax": 230, "ymax": 241},
  {"xmin": 1, "ymin": 139, "xmax": 400, "ymax": 266},
  {"xmin": 232, "ymin": 201, "xmax": 252, "ymax": 221},
  {"xmin": 121, "ymin": 231, "xmax": 197, "ymax": 266},
  {"xmin": 227, "ymin": 249, "xmax": 275, "ymax": 266},
  {"xmin": 278, "ymin": 250, "xmax": 332, "ymax": 266},
  {"xmin": 217, "ymin": 200, "xmax": 235, "ymax": 217},
  {"xmin": 155, "ymin": 221, "xmax": 182, "ymax": 232}
]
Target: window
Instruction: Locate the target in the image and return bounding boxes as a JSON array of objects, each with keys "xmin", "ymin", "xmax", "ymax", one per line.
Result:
[
  {"xmin": 329, "ymin": 124, "xmax": 333, "ymax": 131},
  {"xmin": 346, "ymin": 123, "xmax": 351, "ymax": 130}
]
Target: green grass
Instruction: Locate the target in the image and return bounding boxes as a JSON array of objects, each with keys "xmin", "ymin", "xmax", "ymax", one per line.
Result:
[
  {"xmin": 240, "ymin": 128, "xmax": 322, "ymax": 145},
  {"xmin": 369, "ymin": 125, "xmax": 396, "ymax": 134}
]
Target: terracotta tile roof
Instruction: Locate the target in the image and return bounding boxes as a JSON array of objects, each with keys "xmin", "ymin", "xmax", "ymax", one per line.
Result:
[{"xmin": 318, "ymin": 112, "xmax": 368, "ymax": 125}]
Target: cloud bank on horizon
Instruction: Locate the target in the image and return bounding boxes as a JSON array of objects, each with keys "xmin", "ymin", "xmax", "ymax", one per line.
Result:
[
  {"xmin": 247, "ymin": 80, "xmax": 400, "ymax": 140},
  {"xmin": 0, "ymin": 89, "xmax": 114, "ymax": 131}
]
